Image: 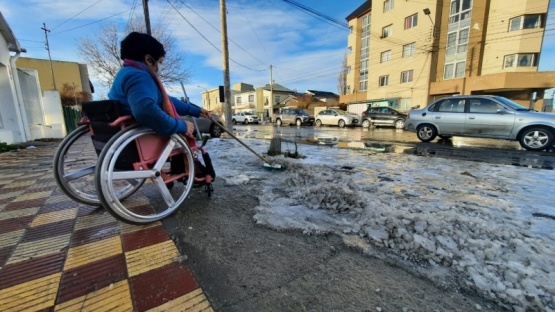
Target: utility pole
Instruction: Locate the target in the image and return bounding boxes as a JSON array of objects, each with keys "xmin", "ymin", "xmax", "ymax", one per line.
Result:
[
  {"xmin": 269, "ymin": 65, "xmax": 273, "ymax": 121},
  {"xmin": 41, "ymin": 23, "xmax": 57, "ymax": 90},
  {"xmin": 220, "ymin": 0, "xmax": 232, "ymax": 129},
  {"xmin": 142, "ymin": 0, "xmax": 152, "ymax": 35}
]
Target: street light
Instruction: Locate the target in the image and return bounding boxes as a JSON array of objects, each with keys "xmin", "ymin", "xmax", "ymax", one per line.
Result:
[{"xmin": 197, "ymin": 85, "xmax": 210, "ymax": 111}]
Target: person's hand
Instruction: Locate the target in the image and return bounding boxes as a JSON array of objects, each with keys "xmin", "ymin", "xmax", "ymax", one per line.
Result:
[
  {"xmin": 200, "ymin": 109, "xmax": 211, "ymax": 119},
  {"xmin": 184, "ymin": 120, "xmax": 195, "ymax": 137}
]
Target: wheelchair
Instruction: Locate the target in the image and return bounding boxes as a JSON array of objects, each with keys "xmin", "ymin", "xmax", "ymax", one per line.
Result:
[{"xmin": 53, "ymin": 100, "xmax": 213, "ymax": 224}]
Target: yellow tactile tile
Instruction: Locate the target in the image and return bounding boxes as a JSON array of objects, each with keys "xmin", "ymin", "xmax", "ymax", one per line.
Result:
[
  {"xmin": 125, "ymin": 240, "xmax": 180, "ymax": 277},
  {"xmin": 31, "ymin": 208, "xmax": 78, "ymax": 227},
  {"xmin": 0, "ymin": 229, "xmax": 25, "ymax": 249},
  {"xmin": 0, "ymin": 207, "xmax": 39, "ymax": 221},
  {"xmin": 2, "ymin": 180, "xmax": 35, "ymax": 189},
  {"xmin": 7, "ymin": 234, "xmax": 71, "ymax": 265},
  {"xmin": 74, "ymin": 213, "xmax": 117, "ymax": 231},
  {"xmin": 147, "ymin": 288, "xmax": 213, "ymax": 312},
  {"xmin": 64, "ymin": 236, "xmax": 123, "ymax": 270},
  {"xmin": 0, "ymin": 272, "xmax": 61, "ymax": 311},
  {"xmin": 0, "ymin": 191, "xmax": 25, "ymax": 201},
  {"xmin": 12, "ymin": 191, "xmax": 52, "ymax": 202},
  {"xmin": 54, "ymin": 280, "xmax": 133, "ymax": 312},
  {"xmin": 119, "ymin": 221, "xmax": 161, "ymax": 234}
]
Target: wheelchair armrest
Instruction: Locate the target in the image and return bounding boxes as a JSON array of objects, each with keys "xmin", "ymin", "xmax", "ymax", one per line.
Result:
[{"xmin": 109, "ymin": 115, "xmax": 134, "ymax": 127}]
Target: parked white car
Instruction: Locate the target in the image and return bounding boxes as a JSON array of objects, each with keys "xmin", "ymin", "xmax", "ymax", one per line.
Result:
[
  {"xmin": 232, "ymin": 112, "xmax": 259, "ymax": 124},
  {"xmin": 314, "ymin": 109, "xmax": 359, "ymax": 128}
]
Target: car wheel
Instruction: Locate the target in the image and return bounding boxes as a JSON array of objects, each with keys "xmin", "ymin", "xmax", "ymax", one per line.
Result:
[
  {"xmin": 315, "ymin": 119, "xmax": 322, "ymax": 127},
  {"xmin": 232, "ymin": 119, "xmax": 237, "ymax": 125},
  {"xmin": 416, "ymin": 124, "xmax": 437, "ymax": 142},
  {"xmin": 519, "ymin": 127, "xmax": 554, "ymax": 151},
  {"xmin": 296, "ymin": 119, "xmax": 302, "ymax": 127},
  {"xmin": 243, "ymin": 119, "xmax": 248, "ymax": 125},
  {"xmin": 362, "ymin": 119, "xmax": 371, "ymax": 128},
  {"xmin": 276, "ymin": 119, "xmax": 282, "ymax": 127},
  {"xmin": 394, "ymin": 119, "xmax": 405, "ymax": 129},
  {"xmin": 338, "ymin": 120, "xmax": 346, "ymax": 128},
  {"xmin": 438, "ymin": 135, "xmax": 452, "ymax": 140},
  {"xmin": 209, "ymin": 124, "xmax": 222, "ymax": 138}
]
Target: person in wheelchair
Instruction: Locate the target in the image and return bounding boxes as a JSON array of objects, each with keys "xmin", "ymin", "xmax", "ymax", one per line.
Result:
[
  {"xmin": 108, "ymin": 31, "xmax": 211, "ymax": 138},
  {"xmin": 108, "ymin": 32, "xmax": 215, "ymax": 185}
]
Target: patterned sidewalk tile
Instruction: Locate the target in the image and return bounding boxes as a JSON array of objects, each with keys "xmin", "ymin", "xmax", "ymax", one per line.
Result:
[{"xmin": 0, "ymin": 141, "xmax": 214, "ymax": 311}]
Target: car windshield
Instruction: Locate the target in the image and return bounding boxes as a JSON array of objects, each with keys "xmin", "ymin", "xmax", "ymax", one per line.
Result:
[
  {"xmin": 493, "ymin": 96, "xmax": 529, "ymax": 111},
  {"xmin": 294, "ymin": 110, "xmax": 309, "ymax": 115},
  {"xmin": 336, "ymin": 110, "xmax": 349, "ymax": 115}
]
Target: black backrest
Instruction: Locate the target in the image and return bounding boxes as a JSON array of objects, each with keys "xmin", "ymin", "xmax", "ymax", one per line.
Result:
[{"xmin": 82, "ymin": 100, "xmax": 138, "ymax": 170}]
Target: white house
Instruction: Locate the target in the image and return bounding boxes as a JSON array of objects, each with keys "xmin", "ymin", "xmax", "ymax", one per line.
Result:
[
  {"xmin": 0, "ymin": 11, "xmax": 66, "ymax": 144},
  {"xmin": 0, "ymin": 11, "xmax": 29, "ymax": 144}
]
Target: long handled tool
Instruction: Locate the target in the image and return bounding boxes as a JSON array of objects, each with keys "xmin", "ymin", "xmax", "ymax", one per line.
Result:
[{"xmin": 213, "ymin": 119, "xmax": 285, "ymax": 171}]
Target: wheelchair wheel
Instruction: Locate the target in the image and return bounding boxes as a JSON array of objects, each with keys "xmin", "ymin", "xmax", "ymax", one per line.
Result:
[
  {"xmin": 53, "ymin": 125, "xmax": 145, "ymax": 205},
  {"xmin": 95, "ymin": 126, "xmax": 195, "ymax": 224}
]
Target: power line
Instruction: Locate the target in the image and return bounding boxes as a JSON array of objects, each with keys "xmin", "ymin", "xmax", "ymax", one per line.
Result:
[
  {"xmin": 166, "ymin": 0, "xmax": 266, "ymax": 72},
  {"xmin": 279, "ymin": 0, "xmax": 349, "ymax": 30},
  {"xmin": 51, "ymin": 0, "xmax": 105, "ymax": 31},
  {"xmin": 51, "ymin": 9, "xmax": 132, "ymax": 35}
]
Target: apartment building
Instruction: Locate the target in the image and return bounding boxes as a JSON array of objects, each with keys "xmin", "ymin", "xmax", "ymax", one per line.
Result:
[{"xmin": 341, "ymin": 0, "xmax": 555, "ymax": 111}]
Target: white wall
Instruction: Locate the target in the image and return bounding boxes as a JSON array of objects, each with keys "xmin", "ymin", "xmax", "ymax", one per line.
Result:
[{"xmin": 41, "ymin": 91, "xmax": 66, "ymax": 138}]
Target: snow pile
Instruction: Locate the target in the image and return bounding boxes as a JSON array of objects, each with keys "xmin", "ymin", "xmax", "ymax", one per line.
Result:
[{"xmin": 210, "ymin": 138, "xmax": 555, "ymax": 311}]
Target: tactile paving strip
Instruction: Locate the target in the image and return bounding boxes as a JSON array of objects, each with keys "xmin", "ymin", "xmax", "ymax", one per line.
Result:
[{"xmin": 0, "ymin": 142, "xmax": 213, "ymax": 311}]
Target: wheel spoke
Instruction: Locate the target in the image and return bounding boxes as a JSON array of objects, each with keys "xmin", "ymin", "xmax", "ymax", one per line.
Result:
[
  {"xmin": 63, "ymin": 165, "xmax": 95, "ymax": 181},
  {"xmin": 153, "ymin": 177, "xmax": 175, "ymax": 206},
  {"xmin": 152, "ymin": 139, "xmax": 176, "ymax": 171},
  {"xmin": 112, "ymin": 170, "xmax": 156, "ymax": 180}
]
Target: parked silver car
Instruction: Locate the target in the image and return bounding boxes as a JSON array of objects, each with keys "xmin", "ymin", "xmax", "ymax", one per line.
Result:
[
  {"xmin": 405, "ymin": 95, "xmax": 555, "ymax": 151},
  {"xmin": 314, "ymin": 109, "xmax": 359, "ymax": 128}
]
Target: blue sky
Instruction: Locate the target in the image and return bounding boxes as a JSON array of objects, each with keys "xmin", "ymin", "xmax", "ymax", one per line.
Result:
[{"xmin": 1, "ymin": 0, "xmax": 554, "ymax": 105}]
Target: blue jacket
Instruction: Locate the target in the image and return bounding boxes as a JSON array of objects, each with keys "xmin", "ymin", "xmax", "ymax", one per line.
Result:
[{"xmin": 108, "ymin": 62, "xmax": 201, "ymax": 136}]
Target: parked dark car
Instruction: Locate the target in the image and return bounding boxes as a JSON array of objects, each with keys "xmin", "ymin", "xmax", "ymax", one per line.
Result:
[
  {"xmin": 405, "ymin": 95, "xmax": 555, "ymax": 151},
  {"xmin": 361, "ymin": 106, "xmax": 407, "ymax": 129},
  {"xmin": 182, "ymin": 115, "xmax": 223, "ymax": 138}
]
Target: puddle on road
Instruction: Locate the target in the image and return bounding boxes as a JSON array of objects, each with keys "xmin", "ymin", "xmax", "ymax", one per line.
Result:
[{"xmin": 227, "ymin": 130, "xmax": 555, "ymax": 170}]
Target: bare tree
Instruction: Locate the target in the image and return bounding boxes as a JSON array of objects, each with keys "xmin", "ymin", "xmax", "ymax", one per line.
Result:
[
  {"xmin": 78, "ymin": 17, "xmax": 191, "ymax": 88},
  {"xmin": 337, "ymin": 52, "xmax": 348, "ymax": 95}
]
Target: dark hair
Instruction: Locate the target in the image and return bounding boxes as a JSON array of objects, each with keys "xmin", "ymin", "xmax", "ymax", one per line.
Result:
[{"xmin": 120, "ymin": 32, "xmax": 166, "ymax": 61}]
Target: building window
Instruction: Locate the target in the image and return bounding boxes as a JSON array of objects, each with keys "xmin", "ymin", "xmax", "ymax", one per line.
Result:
[
  {"xmin": 403, "ymin": 42, "xmax": 416, "ymax": 57},
  {"xmin": 382, "ymin": 25, "xmax": 392, "ymax": 38},
  {"xmin": 360, "ymin": 80, "xmax": 368, "ymax": 92},
  {"xmin": 348, "ymin": 46, "xmax": 352, "ymax": 54},
  {"xmin": 400, "ymin": 70, "xmax": 413, "ymax": 83},
  {"xmin": 349, "ymin": 26, "xmax": 353, "ymax": 33},
  {"xmin": 449, "ymin": 0, "xmax": 472, "ymax": 24},
  {"xmin": 275, "ymin": 96, "xmax": 280, "ymax": 104},
  {"xmin": 405, "ymin": 14, "xmax": 418, "ymax": 29},
  {"xmin": 237, "ymin": 96, "xmax": 242, "ymax": 104},
  {"xmin": 380, "ymin": 50, "xmax": 391, "ymax": 63},
  {"xmin": 509, "ymin": 15, "xmax": 543, "ymax": 31},
  {"xmin": 359, "ymin": 14, "xmax": 371, "ymax": 92},
  {"xmin": 383, "ymin": 0, "xmax": 394, "ymax": 12},
  {"xmin": 347, "ymin": 66, "xmax": 352, "ymax": 73},
  {"xmin": 379, "ymin": 75, "xmax": 389, "ymax": 87},
  {"xmin": 503, "ymin": 53, "xmax": 538, "ymax": 68},
  {"xmin": 446, "ymin": 28, "xmax": 469, "ymax": 55},
  {"xmin": 248, "ymin": 95, "xmax": 254, "ymax": 102},
  {"xmin": 443, "ymin": 61, "xmax": 466, "ymax": 79}
]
